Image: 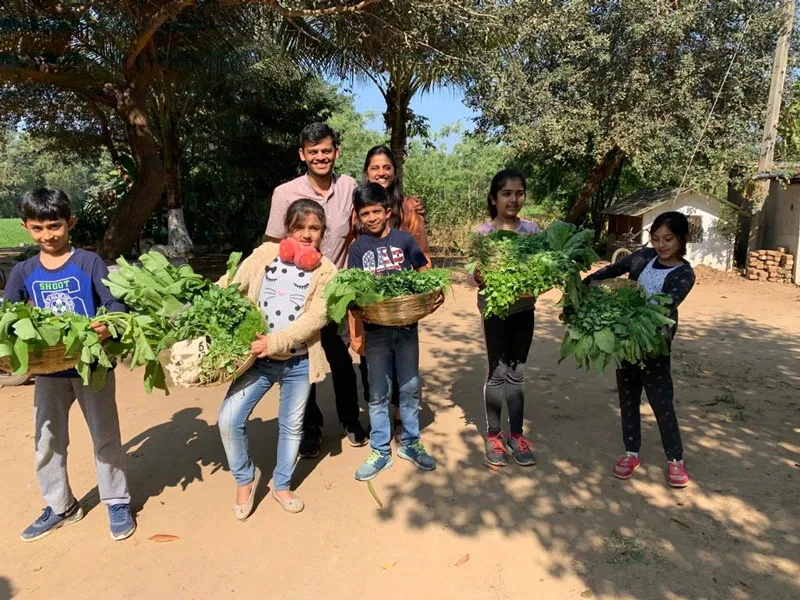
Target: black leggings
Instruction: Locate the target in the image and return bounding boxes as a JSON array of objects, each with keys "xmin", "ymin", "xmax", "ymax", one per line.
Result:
[
  {"xmin": 303, "ymin": 322, "xmax": 360, "ymax": 432},
  {"xmin": 483, "ymin": 309, "xmax": 534, "ymax": 436},
  {"xmin": 616, "ymin": 355, "xmax": 683, "ymax": 461}
]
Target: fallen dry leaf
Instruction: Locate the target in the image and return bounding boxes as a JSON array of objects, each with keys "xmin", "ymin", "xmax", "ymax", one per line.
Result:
[
  {"xmin": 149, "ymin": 534, "xmax": 179, "ymax": 543},
  {"xmin": 581, "ymin": 590, "xmax": 594, "ymax": 598},
  {"xmin": 382, "ymin": 562, "xmax": 397, "ymax": 570},
  {"xmin": 367, "ymin": 480, "xmax": 383, "ymax": 509},
  {"xmin": 670, "ymin": 518, "xmax": 691, "ymax": 530},
  {"xmin": 455, "ymin": 554, "xmax": 470, "ymax": 566}
]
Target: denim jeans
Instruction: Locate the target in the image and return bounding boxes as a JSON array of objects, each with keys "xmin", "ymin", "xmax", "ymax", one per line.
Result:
[
  {"xmin": 364, "ymin": 326, "xmax": 420, "ymax": 455},
  {"xmin": 218, "ymin": 356, "xmax": 310, "ymax": 491}
]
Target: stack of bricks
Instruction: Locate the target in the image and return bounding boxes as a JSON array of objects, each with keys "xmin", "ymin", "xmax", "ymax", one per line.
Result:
[{"xmin": 746, "ymin": 247, "xmax": 795, "ymax": 283}]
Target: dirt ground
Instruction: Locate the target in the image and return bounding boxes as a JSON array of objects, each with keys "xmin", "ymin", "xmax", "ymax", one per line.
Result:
[{"xmin": 0, "ymin": 274, "xmax": 798, "ymax": 600}]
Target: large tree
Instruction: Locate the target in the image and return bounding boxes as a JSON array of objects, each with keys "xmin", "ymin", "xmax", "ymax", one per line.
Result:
[
  {"xmin": 0, "ymin": 0, "xmax": 379, "ymax": 258},
  {"xmin": 286, "ymin": 0, "xmax": 494, "ymax": 174},
  {"xmin": 465, "ymin": 0, "xmax": 784, "ymax": 222}
]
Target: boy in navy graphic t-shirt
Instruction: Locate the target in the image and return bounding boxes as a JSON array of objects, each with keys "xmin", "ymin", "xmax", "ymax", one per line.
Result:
[
  {"xmin": 348, "ymin": 183, "xmax": 437, "ymax": 482},
  {"xmin": 3, "ymin": 189, "xmax": 136, "ymax": 543}
]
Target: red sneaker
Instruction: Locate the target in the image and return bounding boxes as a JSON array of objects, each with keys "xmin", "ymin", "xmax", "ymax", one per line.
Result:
[
  {"xmin": 613, "ymin": 453, "xmax": 641, "ymax": 479},
  {"xmin": 667, "ymin": 460, "xmax": 689, "ymax": 488}
]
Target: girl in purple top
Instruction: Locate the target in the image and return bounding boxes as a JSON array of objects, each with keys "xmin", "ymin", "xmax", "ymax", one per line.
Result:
[{"xmin": 471, "ymin": 170, "xmax": 539, "ymax": 468}]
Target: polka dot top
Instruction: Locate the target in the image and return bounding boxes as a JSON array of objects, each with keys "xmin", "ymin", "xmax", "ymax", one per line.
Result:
[
  {"xmin": 258, "ymin": 258, "xmax": 311, "ymax": 356},
  {"xmin": 637, "ymin": 257, "xmax": 679, "ymax": 297}
]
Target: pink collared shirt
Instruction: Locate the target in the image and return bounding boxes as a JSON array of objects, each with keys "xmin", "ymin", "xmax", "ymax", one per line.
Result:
[{"xmin": 266, "ymin": 173, "xmax": 357, "ymax": 268}]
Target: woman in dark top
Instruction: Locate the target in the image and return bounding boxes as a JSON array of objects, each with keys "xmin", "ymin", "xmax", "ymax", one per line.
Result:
[{"xmin": 584, "ymin": 211, "xmax": 696, "ymax": 488}]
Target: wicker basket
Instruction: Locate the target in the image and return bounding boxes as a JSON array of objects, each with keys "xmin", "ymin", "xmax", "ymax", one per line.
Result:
[
  {"xmin": 0, "ymin": 344, "xmax": 79, "ymax": 376},
  {"xmin": 351, "ymin": 288, "xmax": 442, "ymax": 327},
  {"xmin": 198, "ymin": 354, "xmax": 256, "ymax": 388},
  {"xmin": 589, "ymin": 278, "xmax": 641, "ymax": 290},
  {"xmin": 159, "ymin": 348, "xmax": 255, "ymax": 389}
]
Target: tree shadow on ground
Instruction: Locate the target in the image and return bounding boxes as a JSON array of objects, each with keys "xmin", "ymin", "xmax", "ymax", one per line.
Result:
[{"xmin": 381, "ymin": 299, "xmax": 800, "ymax": 600}]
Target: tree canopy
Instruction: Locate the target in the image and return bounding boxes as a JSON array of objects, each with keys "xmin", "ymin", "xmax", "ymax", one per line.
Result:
[{"xmin": 464, "ymin": 0, "xmax": 785, "ymax": 221}]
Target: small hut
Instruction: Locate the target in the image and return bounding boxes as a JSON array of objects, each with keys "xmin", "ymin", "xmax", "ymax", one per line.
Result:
[{"xmin": 604, "ymin": 188, "xmax": 735, "ymax": 270}]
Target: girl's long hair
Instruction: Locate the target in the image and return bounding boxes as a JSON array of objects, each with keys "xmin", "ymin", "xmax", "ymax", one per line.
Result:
[
  {"xmin": 362, "ymin": 145, "xmax": 404, "ymax": 228},
  {"xmin": 487, "ymin": 169, "xmax": 527, "ymax": 219}
]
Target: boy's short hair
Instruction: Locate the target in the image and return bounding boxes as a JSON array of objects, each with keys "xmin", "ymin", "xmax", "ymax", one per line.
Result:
[
  {"xmin": 299, "ymin": 122, "xmax": 338, "ymax": 149},
  {"xmin": 18, "ymin": 188, "xmax": 72, "ymax": 222},
  {"xmin": 353, "ymin": 183, "xmax": 390, "ymax": 213}
]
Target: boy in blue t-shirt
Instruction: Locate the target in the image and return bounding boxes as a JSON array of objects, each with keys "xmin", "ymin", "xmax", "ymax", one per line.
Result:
[
  {"xmin": 348, "ymin": 183, "xmax": 437, "ymax": 481},
  {"xmin": 4, "ymin": 189, "xmax": 136, "ymax": 542}
]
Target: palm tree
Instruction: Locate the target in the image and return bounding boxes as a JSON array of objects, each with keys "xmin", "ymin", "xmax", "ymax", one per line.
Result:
[{"xmin": 284, "ymin": 0, "xmax": 495, "ymax": 174}]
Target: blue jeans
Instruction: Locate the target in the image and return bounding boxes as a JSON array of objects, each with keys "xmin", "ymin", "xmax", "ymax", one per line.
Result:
[
  {"xmin": 218, "ymin": 356, "xmax": 310, "ymax": 491},
  {"xmin": 364, "ymin": 326, "xmax": 421, "ymax": 455}
]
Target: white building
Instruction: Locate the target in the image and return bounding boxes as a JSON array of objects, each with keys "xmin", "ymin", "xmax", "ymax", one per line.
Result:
[{"xmin": 605, "ymin": 188, "xmax": 735, "ymax": 270}]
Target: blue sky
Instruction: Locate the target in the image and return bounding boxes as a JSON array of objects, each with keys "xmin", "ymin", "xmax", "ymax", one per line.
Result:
[{"xmin": 336, "ymin": 79, "xmax": 479, "ymax": 148}]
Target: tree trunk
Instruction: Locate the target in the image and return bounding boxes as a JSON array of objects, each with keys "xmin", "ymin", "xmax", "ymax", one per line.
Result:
[
  {"xmin": 566, "ymin": 147, "xmax": 624, "ymax": 224},
  {"xmin": 591, "ymin": 156, "xmax": 625, "ymax": 243},
  {"xmin": 164, "ymin": 127, "xmax": 193, "ymax": 254},
  {"xmin": 383, "ymin": 75, "xmax": 412, "ymax": 176},
  {"xmin": 98, "ymin": 85, "xmax": 166, "ymax": 259}
]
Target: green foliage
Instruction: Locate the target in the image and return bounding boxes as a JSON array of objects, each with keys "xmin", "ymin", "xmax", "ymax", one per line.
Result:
[
  {"xmin": 559, "ymin": 285, "xmax": 675, "ymax": 373},
  {"xmin": 328, "ymin": 96, "xmax": 385, "ymax": 179},
  {"xmin": 323, "ymin": 268, "xmax": 450, "ymax": 324},
  {"xmin": 0, "ymin": 130, "xmax": 109, "ymax": 220},
  {"xmin": 465, "ymin": 0, "xmax": 785, "ymax": 203},
  {"xmin": 712, "ymin": 203, "xmax": 743, "ymax": 242},
  {"xmin": 468, "ymin": 222, "xmax": 598, "ymax": 317},
  {"xmin": 777, "ymin": 77, "xmax": 800, "ymax": 162},
  {"xmin": 404, "ymin": 125, "xmax": 510, "ymax": 238}
]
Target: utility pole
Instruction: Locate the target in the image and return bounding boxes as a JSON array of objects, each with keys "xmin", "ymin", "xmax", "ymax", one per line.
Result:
[{"xmin": 747, "ymin": 0, "xmax": 796, "ymax": 252}]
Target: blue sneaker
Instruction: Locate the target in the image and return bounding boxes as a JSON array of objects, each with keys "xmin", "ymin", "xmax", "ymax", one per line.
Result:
[
  {"xmin": 355, "ymin": 450, "xmax": 393, "ymax": 481},
  {"xmin": 108, "ymin": 504, "xmax": 136, "ymax": 541},
  {"xmin": 20, "ymin": 501, "xmax": 84, "ymax": 542},
  {"xmin": 398, "ymin": 441, "xmax": 436, "ymax": 471}
]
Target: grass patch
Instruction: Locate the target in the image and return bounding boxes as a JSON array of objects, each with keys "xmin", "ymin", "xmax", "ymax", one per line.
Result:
[
  {"xmin": 0, "ymin": 219, "xmax": 33, "ymax": 248},
  {"xmin": 604, "ymin": 532, "xmax": 646, "ymax": 565}
]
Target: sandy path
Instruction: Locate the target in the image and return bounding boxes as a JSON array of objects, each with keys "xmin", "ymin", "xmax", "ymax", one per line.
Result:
[{"xmin": 1, "ymin": 277, "xmax": 798, "ymax": 600}]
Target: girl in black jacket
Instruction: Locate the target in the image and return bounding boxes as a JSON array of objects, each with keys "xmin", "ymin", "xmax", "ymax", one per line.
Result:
[{"xmin": 585, "ymin": 211, "xmax": 696, "ymax": 488}]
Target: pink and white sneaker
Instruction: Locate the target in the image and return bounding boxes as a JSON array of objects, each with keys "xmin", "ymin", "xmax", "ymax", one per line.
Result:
[
  {"xmin": 667, "ymin": 460, "xmax": 689, "ymax": 488},
  {"xmin": 613, "ymin": 453, "xmax": 641, "ymax": 480}
]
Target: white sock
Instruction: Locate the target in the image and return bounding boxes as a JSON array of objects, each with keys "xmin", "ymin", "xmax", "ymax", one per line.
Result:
[{"xmin": 627, "ymin": 451, "xmax": 639, "ymax": 458}]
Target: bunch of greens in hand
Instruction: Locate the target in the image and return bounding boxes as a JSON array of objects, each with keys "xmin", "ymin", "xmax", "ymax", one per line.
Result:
[
  {"xmin": 324, "ymin": 268, "xmax": 450, "ymax": 324},
  {"xmin": 558, "ymin": 284, "xmax": 675, "ymax": 373},
  {"xmin": 467, "ymin": 221, "xmax": 598, "ymax": 318},
  {"xmin": 105, "ymin": 251, "xmax": 265, "ymax": 388}
]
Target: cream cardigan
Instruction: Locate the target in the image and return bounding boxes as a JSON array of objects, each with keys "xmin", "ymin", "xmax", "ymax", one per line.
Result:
[{"xmin": 217, "ymin": 242, "xmax": 336, "ymax": 384}]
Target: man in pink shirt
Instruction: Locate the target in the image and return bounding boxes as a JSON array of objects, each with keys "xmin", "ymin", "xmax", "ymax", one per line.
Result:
[{"xmin": 265, "ymin": 123, "xmax": 368, "ymax": 457}]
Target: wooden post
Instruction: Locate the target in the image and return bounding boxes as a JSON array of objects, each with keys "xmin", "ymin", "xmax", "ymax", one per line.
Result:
[{"xmin": 747, "ymin": 0, "xmax": 796, "ymax": 252}]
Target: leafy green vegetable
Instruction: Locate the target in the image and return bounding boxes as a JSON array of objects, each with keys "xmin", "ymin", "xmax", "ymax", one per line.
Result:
[
  {"xmin": 171, "ymin": 283, "xmax": 265, "ymax": 385},
  {"xmin": 324, "ymin": 268, "xmax": 450, "ymax": 324},
  {"xmin": 468, "ymin": 221, "xmax": 598, "ymax": 317},
  {"xmin": 558, "ymin": 284, "xmax": 675, "ymax": 372},
  {"xmin": 0, "ymin": 302, "xmax": 164, "ymax": 392}
]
